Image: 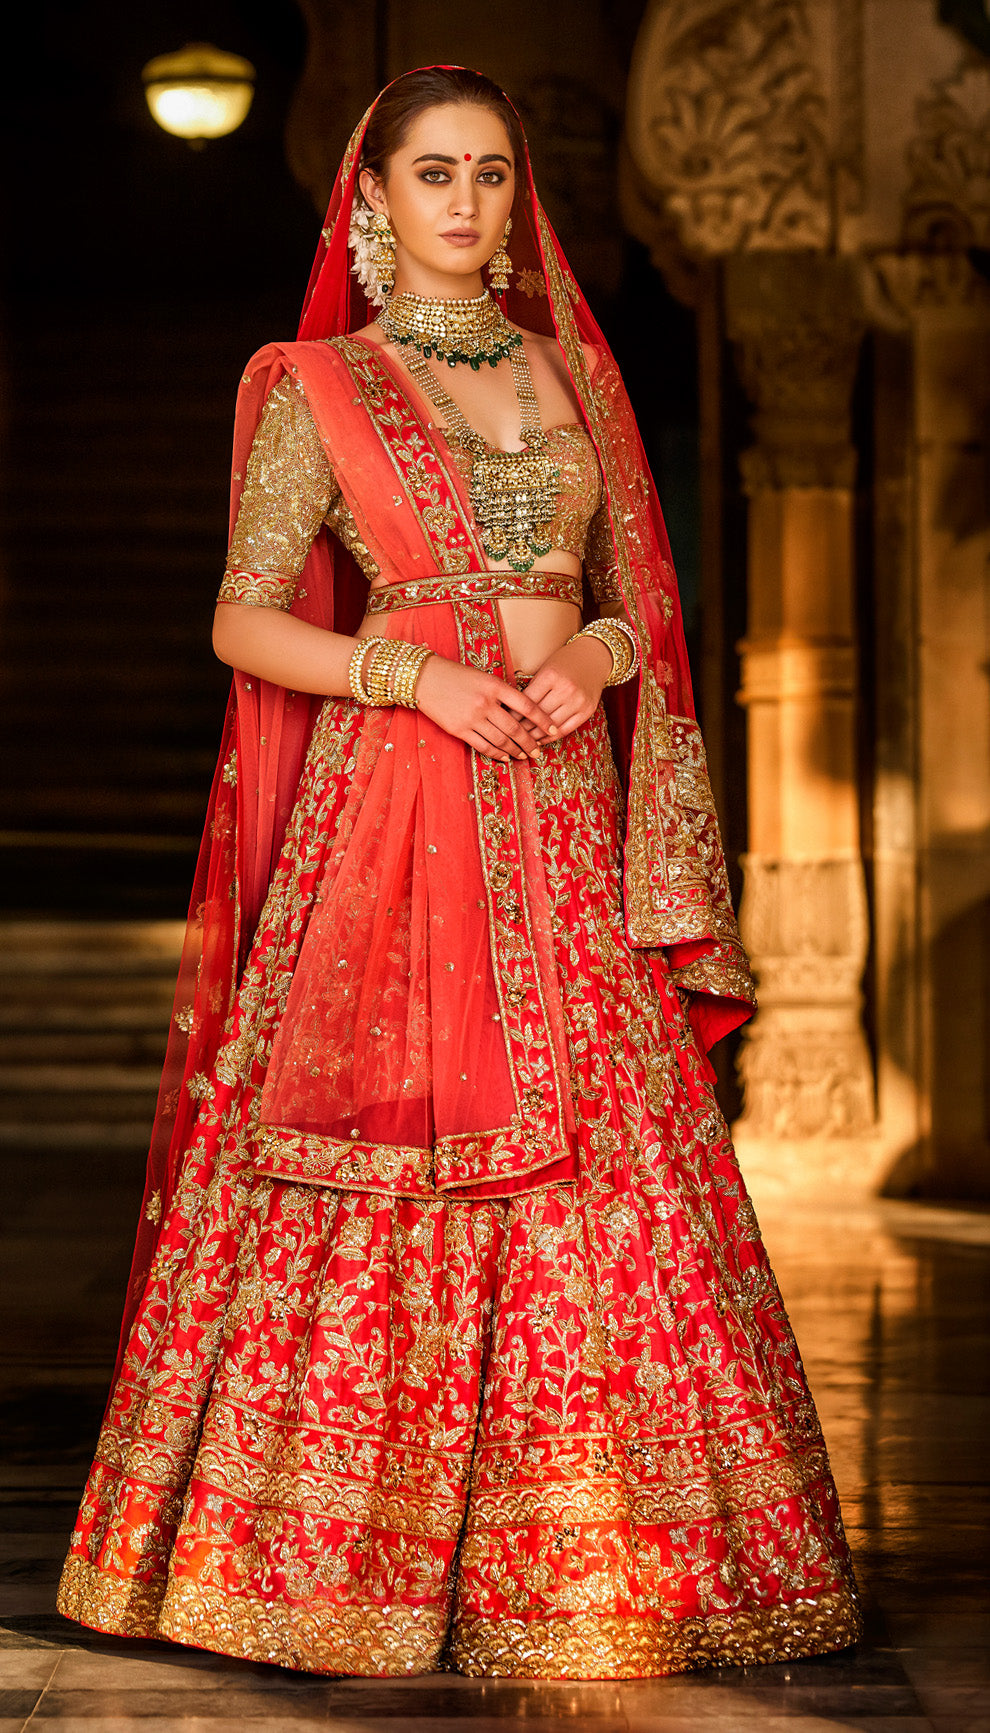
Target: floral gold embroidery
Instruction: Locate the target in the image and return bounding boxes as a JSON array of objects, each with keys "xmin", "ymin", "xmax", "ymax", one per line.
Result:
[
  {"xmin": 217, "ymin": 569, "xmax": 299, "ymax": 610},
  {"xmin": 223, "ymin": 370, "xmax": 380, "ymax": 595},
  {"xmin": 366, "ymin": 571, "xmax": 583, "ymax": 613},
  {"xmin": 517, "ymin": 268, "xmax": 548, "ymax": 299},
  {"xmin": 58, "ymin": 693, "xmax": 858, "ymax": 1679}
]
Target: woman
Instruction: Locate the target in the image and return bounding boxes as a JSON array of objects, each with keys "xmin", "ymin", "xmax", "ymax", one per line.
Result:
[{"xmin": 57, "ymin": 67, "xmax": 861, "ymax": 1679}]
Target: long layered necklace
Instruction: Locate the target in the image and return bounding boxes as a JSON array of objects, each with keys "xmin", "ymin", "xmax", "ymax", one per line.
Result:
[{"xmin": 383, "ymin": 293, "xmax": 562, "ymax": 574}]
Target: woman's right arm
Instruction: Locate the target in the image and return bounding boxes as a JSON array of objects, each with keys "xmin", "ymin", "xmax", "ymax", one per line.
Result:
[
  {"xmin": 212, "ymin": 602, "xmax": 364, "ymax": 697},
  {"xmin": 216, "ymin": 371, "xmax": 379, "ymax": 697}
]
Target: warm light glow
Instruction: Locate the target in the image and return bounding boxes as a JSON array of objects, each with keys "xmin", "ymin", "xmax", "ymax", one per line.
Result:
[{"xmin": 142, "ymin": 42, "xmax": 255, "ymax": 143}]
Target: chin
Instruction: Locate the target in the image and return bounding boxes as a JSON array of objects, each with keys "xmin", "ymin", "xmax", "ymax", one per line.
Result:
[{"xmin": 433, "ymin": 254, "xmax": 487, "ymax": 274}]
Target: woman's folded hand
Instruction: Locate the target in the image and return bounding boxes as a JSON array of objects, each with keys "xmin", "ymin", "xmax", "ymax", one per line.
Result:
[
  {"xmin": 414, "ymin": 656, "xmax": 555, "ymax": 763},
  {"xmin": 521, "ymin": 635, "xmax": 612, "ymax": 738}
]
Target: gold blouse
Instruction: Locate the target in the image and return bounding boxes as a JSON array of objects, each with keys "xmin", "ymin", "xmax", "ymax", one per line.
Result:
[{"xmin": 219, "ymin": 370, "xmax": 623, "ymax": 610}]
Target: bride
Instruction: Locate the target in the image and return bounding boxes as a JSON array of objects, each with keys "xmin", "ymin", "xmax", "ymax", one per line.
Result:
[{"xmin": 58, "ymin": 65, "xmax": 861, "ymax": 1679}]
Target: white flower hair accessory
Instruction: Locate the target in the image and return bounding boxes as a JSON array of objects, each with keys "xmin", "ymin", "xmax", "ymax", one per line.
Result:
[{"xmin": 349, "ymin": 194, "xmax": 387, "ymax": 308}]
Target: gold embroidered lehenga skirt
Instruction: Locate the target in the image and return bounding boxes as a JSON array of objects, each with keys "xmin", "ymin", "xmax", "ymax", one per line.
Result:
[{"xmin": 57, "ymin": 594, "xmax": 862, "ymax": 1678}]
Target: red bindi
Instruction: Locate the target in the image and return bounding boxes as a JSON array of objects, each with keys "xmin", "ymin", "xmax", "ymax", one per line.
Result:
[{"xmin": 464, "ymin": 153, "xmax": 472, "ymax": 161}]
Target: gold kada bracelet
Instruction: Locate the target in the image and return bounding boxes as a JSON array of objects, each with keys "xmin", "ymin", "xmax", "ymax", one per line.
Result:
[
  {"xmin": 569, "ymin": 617, "xmax": 640, "ymax": 686},
  {"xmin": 348, "ymin": 637, "xmax": 434, "ymax": 709},
  {"xmin": 392, "ymin": 641, "xmax": 433, "ymax": 708}
]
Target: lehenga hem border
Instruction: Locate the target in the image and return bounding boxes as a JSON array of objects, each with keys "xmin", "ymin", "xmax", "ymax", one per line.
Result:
[
  {"xmin": 449, "ymin": 1596, "xmax": 864, "ymax": 1679},
  {"xmin": 56, "ymin": 1558, "xmax": 862, "ymax": 1680}
]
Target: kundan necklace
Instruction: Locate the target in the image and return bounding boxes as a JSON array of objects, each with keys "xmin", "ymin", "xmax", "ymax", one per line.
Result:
[
  {"xmin": 396, "ymin": 331, "xmax": 562, "ymax": 574},
  {"xmin": 378, "ymin": 289, "xmax": 521, "ymax": 369}
]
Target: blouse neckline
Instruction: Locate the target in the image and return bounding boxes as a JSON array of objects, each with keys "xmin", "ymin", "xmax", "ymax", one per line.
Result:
[{"xmin": 342, "ymin": 331, "xmax": 591, "ymax": 455}]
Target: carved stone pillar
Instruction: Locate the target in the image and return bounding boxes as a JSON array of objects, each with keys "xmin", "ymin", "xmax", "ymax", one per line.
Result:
[
  {"xmin": 869, "ymin": 251, "xmax": 990, "ymax": 1197},
  {"xmin": 622, "ymin": 0, "xmax": 990, "ymax": 1198},
  {"xmin": 723, "ymin": 254, "xmax": 879, "ymax": 1186}
]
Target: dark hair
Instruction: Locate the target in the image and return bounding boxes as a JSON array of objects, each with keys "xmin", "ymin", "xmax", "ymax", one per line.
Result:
[{"xmin": 360, "ymin": 67, "xmax": 526, "ymax": 184}]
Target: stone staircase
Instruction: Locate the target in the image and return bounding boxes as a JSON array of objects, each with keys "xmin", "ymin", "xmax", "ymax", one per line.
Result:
[{"xmin": 0, "ymin": 920, "xmax": 183, "ymax": 1151}]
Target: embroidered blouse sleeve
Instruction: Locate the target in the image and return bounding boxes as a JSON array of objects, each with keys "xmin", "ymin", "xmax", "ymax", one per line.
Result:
[
  {"xmin": 218, "ymin": 372, "xmax": 339, "ymax": 609},
  {"xmin": 583, "ymin": 497, "xmax": 624, "ymax": 605}
]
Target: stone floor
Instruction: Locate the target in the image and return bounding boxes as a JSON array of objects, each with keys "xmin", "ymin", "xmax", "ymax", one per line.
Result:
[{"xmin": 1, "ymin": 1158, "xmax": 988, "ymax": 1731}]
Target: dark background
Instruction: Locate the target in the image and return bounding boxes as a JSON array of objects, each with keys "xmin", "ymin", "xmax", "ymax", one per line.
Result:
[{"xmin": 0, "ymin": 0, "xmax": 704, "ymax": 920}]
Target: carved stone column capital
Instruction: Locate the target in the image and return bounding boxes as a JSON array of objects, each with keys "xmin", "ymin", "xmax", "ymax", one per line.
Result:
[
  {"xmin": 624, "ymin": 0, "xmax": 833, "ymax": 259},
  {"xmin": 903, "ymin": 57, "xmax": 990, "ymax": 251},
  {"xmin": 868, "ymin": 249, "xmax": 990, "ymax": 325},
  {"xmin": 724, "ymin": 254, "xmax": 866, "ymax": 490}
]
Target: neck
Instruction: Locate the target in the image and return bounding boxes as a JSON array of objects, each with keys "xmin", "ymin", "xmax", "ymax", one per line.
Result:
[{"xmin": 391, "ymin": 265, "xmax": 486, "ymax": 301}]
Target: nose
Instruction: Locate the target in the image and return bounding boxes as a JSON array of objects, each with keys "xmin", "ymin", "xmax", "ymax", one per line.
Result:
[{"xmin": 448, "ymin": 172, "xmax": 479, "ymax": 219}]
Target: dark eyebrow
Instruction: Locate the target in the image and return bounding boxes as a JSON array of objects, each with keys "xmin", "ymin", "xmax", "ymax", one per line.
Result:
[{"xmin": 411, "ymin": 152, "xmax": 512, "ymax": 167}]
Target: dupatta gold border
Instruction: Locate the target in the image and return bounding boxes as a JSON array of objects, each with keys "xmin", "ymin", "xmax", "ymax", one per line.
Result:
[{"xmin": 307, "ymin": 337, "xmax": 578, "ymax": 1185}]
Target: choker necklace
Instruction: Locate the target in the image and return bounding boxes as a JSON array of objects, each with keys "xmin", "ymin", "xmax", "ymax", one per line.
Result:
[
  {"xmin": 396, "ymin": 340, "xmax": 562, "ymax": 574},
  {"xmin": 379, "ymin": 290, "xmax": 521, "ymax": 369}
]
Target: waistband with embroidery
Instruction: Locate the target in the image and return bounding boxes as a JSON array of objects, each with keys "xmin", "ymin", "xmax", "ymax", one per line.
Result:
[{"xmin": 365, "ymin": 570, "xmax": 583, "ymax": 613}]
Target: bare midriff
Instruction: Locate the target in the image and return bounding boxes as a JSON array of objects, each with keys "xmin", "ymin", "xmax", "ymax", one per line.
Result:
[{"xmin": 359, "ymin": 558, "xmax": 583, "ymax": 677}]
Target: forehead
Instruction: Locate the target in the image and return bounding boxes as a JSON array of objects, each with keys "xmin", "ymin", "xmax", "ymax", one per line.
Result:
[{"xmin": 397, "ymin": 102, "xmax": 514, "ymax": 161}]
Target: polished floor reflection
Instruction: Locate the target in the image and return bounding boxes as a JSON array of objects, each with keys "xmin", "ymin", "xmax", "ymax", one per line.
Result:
[{"xmin": 2, "ymin": 1160, "xmax": 988, "ymax": 1730}]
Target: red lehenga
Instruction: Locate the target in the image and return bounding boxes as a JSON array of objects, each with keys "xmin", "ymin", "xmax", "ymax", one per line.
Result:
[{"xmin": 57, "ymin": 72, "xmax": 862, "ymax": 1678}]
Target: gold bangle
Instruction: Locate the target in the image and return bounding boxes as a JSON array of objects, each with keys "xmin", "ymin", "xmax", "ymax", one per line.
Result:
[
  {"xmin": 390, "ymin": 641, "xmax": 420, "ymax": 708},
  {"xmin": 366, "ymin": 639, "xmax": 404, "ymax": 706},
  {"xmin": 393, "ymin": 642, "xmax": 433, "ymax": 708},
  {"xmin": 607, "ymin": 618, "xmax": 640, "ymax": 683},
  {"xmin": 411, "ymin": 645, "xmax": 434, "ymax": 708},
  {"xmin": 349, "ymin": 637, "xmax": 434, "ymax": 709},
  {"xmin": 568, "ymin": 618, "xmax": 639, "ymax": 687},
  {"xmin": 391, "ymin": 641, "xmax": 428, "ymax": 707},
  {"xmin": 348, "ymin": 638, "xmax": 385, "ymax": 704}
]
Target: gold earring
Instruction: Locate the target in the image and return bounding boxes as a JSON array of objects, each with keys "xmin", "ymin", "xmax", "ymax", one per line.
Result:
[
  {"xmin": 372, "ymin": 212, "xmax": 396, "ymax": 298},
  {"xmin": 487, "ymin": 217, "xmax": 513, "ymax": 295}
]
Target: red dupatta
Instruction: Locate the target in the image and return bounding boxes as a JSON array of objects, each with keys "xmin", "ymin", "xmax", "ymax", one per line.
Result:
[{"xmin": 116, "ymin": 68, "xmax": 755, "ymax": 1374}]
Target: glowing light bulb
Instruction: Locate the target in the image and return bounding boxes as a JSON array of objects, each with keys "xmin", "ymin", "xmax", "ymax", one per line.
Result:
[{"xmin": 142, "ymin": 42, "xmax": 255, "ymax": 144}]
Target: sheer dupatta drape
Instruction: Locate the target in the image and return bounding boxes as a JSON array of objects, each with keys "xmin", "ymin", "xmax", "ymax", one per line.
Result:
[{"xmin": 115, "ymin": 66, "xmax": 755, "ymax": 1380}]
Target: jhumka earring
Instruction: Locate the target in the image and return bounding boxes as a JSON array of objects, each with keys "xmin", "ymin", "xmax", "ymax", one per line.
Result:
[
  {"xmin": 371, "ymin": 212, "xmax": 396, "ymax": 298},
  {"xmin": 487, "ymin": 217, "xmax": 513, "ymax": 295}
]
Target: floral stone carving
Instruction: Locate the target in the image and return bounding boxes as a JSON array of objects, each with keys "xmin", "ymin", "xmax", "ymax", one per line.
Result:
[{"xmin": 627, "ymin": 0, "xmax": 830, "ymax": 254}]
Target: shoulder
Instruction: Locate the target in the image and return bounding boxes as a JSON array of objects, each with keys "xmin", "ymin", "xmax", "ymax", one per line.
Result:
[
  {"xmin": 241, "ymin": 336, "xmax": 359, "ymax": 380},
  {"xmin": 346, "ymin": 320, "xmax": 383, "ymax": 344},
  {"xmin": 237, "ymin": 352, "xmax": 325, "ymax": 447},
  {"xmin": 239, "ymin": 353, "xmax": 309, "ymax": 419},
  {"xmin": 241, "ymin": 337, "xmax": 376, "ymax": 416},
  {"xmin": 516, "ymin": 325, "xmax": 602, "ymax": 384}
]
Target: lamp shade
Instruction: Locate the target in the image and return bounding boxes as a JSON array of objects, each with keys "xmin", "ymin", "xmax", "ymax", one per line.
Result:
[{"xmin": 142, "ymin": 42, "xmax": 255, "ymax": 142}]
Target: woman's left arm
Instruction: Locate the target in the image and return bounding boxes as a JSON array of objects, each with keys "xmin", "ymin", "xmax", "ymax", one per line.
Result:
[
  {"xmin": 521, "ymin": 631, "xmax": 615, "ymax": 737},
  {"xmin": 523, "ymin": 471, "xmax": 634, "ymax": 735},
  {"xmin": 523, "ymin": 345, "xmax": 636, "ymax": 734}
]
